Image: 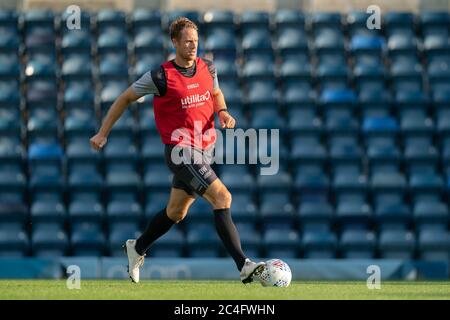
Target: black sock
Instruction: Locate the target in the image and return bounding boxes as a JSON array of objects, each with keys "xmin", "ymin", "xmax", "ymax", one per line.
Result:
[
  {"xmin": 135, "ymin": 208, "xmax": 174, "ymax": 256},
  {"xmin": 214, "ymin": 208, "xmax": 247, "ymax": 271}
]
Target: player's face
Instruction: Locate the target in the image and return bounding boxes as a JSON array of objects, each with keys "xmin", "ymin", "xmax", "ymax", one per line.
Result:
[{"xmin": 174, "ymin": 27, "xmax": 198, "ymax": 62}]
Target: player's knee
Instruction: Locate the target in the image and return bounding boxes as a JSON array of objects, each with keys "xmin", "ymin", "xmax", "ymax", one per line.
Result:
[
  {"xmin": 212, "ymin": 188, "xmax": 232, "ymax": 209},
  {"xmin": 166, "ymin": 206, "xmax": 188, "ymax": 223}
]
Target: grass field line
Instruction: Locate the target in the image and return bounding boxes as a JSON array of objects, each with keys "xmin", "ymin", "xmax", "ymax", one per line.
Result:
[{"xmin": 0, "ymin": 280, "xmax": 449, "ymax": 300}]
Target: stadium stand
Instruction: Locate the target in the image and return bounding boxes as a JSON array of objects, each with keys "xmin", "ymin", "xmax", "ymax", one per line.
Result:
[{"xmin": 0, "ymin": 7, "xmax": 449, "ymax": 264}]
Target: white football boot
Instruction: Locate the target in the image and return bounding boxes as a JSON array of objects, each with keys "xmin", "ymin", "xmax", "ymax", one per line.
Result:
[
  {"xmin": 123, "ymin": 239, "xmax": 145, "ymax": 283},
  {"xmin": 240, "ymin": 258, "xmax": 266, "ymax": 284}
]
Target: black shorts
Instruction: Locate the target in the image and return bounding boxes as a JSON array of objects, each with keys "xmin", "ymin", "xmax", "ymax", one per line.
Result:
[{"xmin": 164, "ymin": 144, "xmax": 218, "ymax": 196}]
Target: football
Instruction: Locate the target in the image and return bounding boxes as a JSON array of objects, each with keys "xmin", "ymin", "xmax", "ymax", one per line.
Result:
[{"xmin": 258, "ymin": 259, "xmax": 292, "ymax": 287}]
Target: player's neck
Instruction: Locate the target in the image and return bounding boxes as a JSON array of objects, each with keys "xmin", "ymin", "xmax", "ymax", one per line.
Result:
[{"xmin": 174, "ymin": 55, "xmax": 195, "ymax": 68}]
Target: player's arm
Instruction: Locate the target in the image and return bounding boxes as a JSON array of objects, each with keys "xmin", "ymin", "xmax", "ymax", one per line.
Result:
[
  {"xmin": 90, "ymin": 68, "xmax": 163, "ymax": 150},
  {"xmin": 90, "ymin": 87, "xmax": 140, "ymax": 150}
]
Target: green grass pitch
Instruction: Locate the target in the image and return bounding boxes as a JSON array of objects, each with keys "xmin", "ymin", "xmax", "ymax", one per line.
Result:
[{"xmin": 0, "ymin": 280, "xmax": 449, "ymax": 300}]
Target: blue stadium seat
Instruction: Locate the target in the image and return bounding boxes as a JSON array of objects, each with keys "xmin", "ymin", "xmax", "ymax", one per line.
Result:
[
  {"xmin": 240, "ymin": 10, "xmax": 270, "ymax": 33},
  {"xmin": 26, "ymin": 79, "xmax": 57, "ymax": 109},
  {"xmin": 405, "ymin": 148, "xmax": 438, "ymax": 177},
  {"xmin": 66, "ymin": 138, "xmax": 101, "ymax": 164},
  {"xmin": 32, "ymin": 228, "xmax": 68, "ymax": 257},
  {"xmin": 302, "ymin": 231, "xmax": 337, "ymax": 258},
  {"xmin": 378, "ymin": 230, "xmax": 415, "ymax": 259},
  {"xmin": 186, "ymin": 225, "xmax": 222, "ymax": 257},
  {"xmin": 314, "ymin": 29, "xmax": 345, "ymax": 55},
  {"xmin": 239, "ymin": 229, "xmax": 261, "ymax": 258},
  {"xmin": 336, "ymin": 201, "xmax": 372, "ymax": 231},
  {"xmin": 333, "ymin": 172, "xmax": 368, "ymax": 203},
  {"xmin": 290, "ymin": 137, "xmax": 327, "ymax": 165},
  {"xmin": 28, "ymin": 142, "xmax": 63, "ymax": 163},
  {"xmin": 131, "ymin": 9, "xmax": 161, "ymax": 32},
  {"xmin": 276, "ymin": 28, "xmax": 308, "ymax": 57},
  {"xmin": 71, "ymin": 223, "xmax": 106, "ymax": 256},
  {"xmin": 148, "ymin": 228, "xmax": 185, "ymax": 258},
  {"xmin": 143, "ymin": 164, "xmax": 172, "ymax": 191},
  {"xmin": 106, "ymin": 170, "xmax": 141, "ymax": 198},
  {"xmin": 370, "ymin": 172, "xmax": 407, "ymax": 202},
  {"xmin": 103, "ymin": 135, "xmax": 139, "ymax": 162},
  {"xmin": 141, "ymin": 136, "xmax": 166, "ymax": 163},
  {"xmin": 68, "ymin": 200, "xmax": 104, "ymax": 226},
  {"xmin": 0, "ymin": 229, "xmax": 29, "ymax": 257},
  {"xmin": 220, "ymin": 166, "xmax": 255, "ymax": 193},
  {"xmin": 24, "ymin": 25, "xmax": 56, "ymax": 54},
  {"xmin": 390, "ymin": 58, "xmax": 423, "ymax": 92},
  {"xmin": 241, "ymin": 29, "xmax": 272, "ymax": 55},
  {"xmin": 316, "ymin": 62, "xmax": 348, "ymax": 89},
  {"xmin": 25, "ymin": 53, "xmax": 57, "ymax": 79},
  {"xmin": 96, "ymin": 9, "xmax": 126, "ymax": 32},
  {"xmin": 418, "ymin": 230, "xmax": 450, "ymax": 261},
  {"xmin": 0, "ymin": 81, "xmax": 20, "ymax": 106},
  {"xmin": 260, "ymin": 195, "xmax": 296, "ymax": 230},
  {"xmin": 263, "ymin": 229, "xmax": 299, "ymax": 258},
  {"xmin": 134, "ymin": 53, "xmax": 164, "ymax": 79},
  {"xmin": 0, "ymin": 9, "xmax": 18, "ymax": 30},
  {"xmin": 274, "ymin": 9, "xmax": 304, "ymax": 30},
  {"xmin": 339, "ymin": 230, "xmax": 376, "ymax": 258},
  {"xmin": 108, "ymin": 224, "xmax": 141, "ymax": 257},
  {"xmin": 213, "ymin": 57, "xmax": 238, "ymax": 80},
  {"xmin": 311, "ymin": 12, "xmax": 342, "ymax": 31},
  {"xmin": 287, "ymin": 108, "xmax": 322, "ymax": 134},
  {"xmin": 230, "ymin": 194, "xmax": 258, "ymax": 225},
  {"xmin": 185, "ymin": 199, "xmax": 211, "ymax": 224},
  {"xmin": 203, "ymin": 9, "xmax": 234, "ymax": 28},
  {"xmin": 257, "ymin": 169, "xmax": 292, "ymax": 194},
  {"xmin": 384, "ymin": 12, "xmax": 414, "ymax": 35},
  {"xmin": 350, "ymin": 35, "xmax": 384, "ymax": 55},
  {"xmin": 358, "ymin": 89, "xmax": 391, "ymax": 117},
  {"xmin": 106, "ymin": 200, "xmax": 142, "ymax": 228},
  {"xmin": 329, "ymin": 142, "xmax": 363, "ymax": 175},
  {"xmin": 320, "ymin": 88, "xmax": 357, "ymax": 115},
  {"xmin": 394, "ymin": 89, "xmax": 429, "ymax": 112},
  {"xmin": 413, "ymin": 200, "xmax": 448, "ymax": 231},
  {"xmin": 30, "ymin": 200, "xmax": 66, "ymax": 226},
  {"xmin": 298, "ymin": 202, "xmax": 334, "ymax": 231},
  {"xmin": 64, "ymin": 111, "xmax": 96, "ymax": 139},
  {"xmin": 100, "ymin": 80, "xmax": 128, "ymax": 110},
  {"xmin": 205, "ymin": 29, "xmax": 236, "ymax": 55},
  {"xmin": 294, "ymin": 171, "xmax": 330, "ymax": 203},
  {"xmin": 0, "ymin": 171, "xmax": 26, "ymax": 198},
  {"xmin": 133, "ymin": 30, "xmax": 164, "ymax": 54},
  {"xmin": 61, "ymin": 28, "xmax": 91, "ymax": 54},
  {"xmin": 363, "ymin": 117, "xmax": 399, "ymax": 141},
  {"xmin": 0, "ymin": 25, "xmax": 19, "ymax": 52},
  {"xmin": 0, "ymin": 201, "xmax": 27, "ymax": 226},
  {"xmin": 242, "ymin": 59, "xmax": 274, "ymax": 80},
  {"xmin": 245, "ymin": 80, "xmax": 278, "ymax": 108},
  {"xmin": 374, "ymin": 202, "xmax": 411, "ymax": 230},
  {"xmin": 409, "ymin": 172, "xmax": 444, "ymax": 202},
  {"xmin": 282, "ymin": 81, "xmax": 314, "ymax": 107},
  {"xmin": 279, "ymin": 59, "xmax": 311, "ymax": 83},
  {"xmin": 0, "ymin": 54, "xmax": 20, "ymax": 80}
]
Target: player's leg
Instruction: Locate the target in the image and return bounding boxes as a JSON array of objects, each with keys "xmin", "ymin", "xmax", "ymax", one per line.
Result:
[
  {"xmin": 202, "ymin": 179, "xmax": 265, "ymax": 283},
  {"xmin": 125, "ymin": 187, "xmax": 195, "ymax": 283},
  {"xmin": 136, "ymin": 187, "xmax": 196, "ymax": 255}
]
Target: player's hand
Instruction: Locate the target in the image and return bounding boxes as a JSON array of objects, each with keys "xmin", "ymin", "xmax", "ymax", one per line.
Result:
[
  {"xmin": 90, "ymin": 133, "xmax": 107, "ymax": 151},
  {"xmin": 219, "ymin": 111, "xmax": 236, "ymax": 129}
]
